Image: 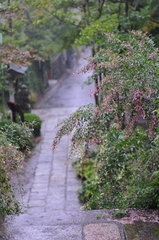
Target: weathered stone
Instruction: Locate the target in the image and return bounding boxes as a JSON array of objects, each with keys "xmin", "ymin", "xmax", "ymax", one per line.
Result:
[{"xmin": 83, "ymin": 223, "xmax": 121, "ymax": 240}]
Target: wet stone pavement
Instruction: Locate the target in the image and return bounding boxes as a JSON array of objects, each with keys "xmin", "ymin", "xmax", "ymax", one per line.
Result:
[{"xmin": 0, "ymin": 48, "xmax": 159, "ymax": 239}]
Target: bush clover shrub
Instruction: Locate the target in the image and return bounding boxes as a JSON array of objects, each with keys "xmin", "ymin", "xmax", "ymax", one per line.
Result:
[
  {"xmin": 73, "ymin": 126, "xmax": 159, "ymax": 210},
  {"xmin": 52, "ymin": 31, "xmax": 159, "ymax": 210},
  {"xmin": 0, "ymin": 136, "xmax": 24, "ymax": 215},
  {"xmin": 0, "ymin": 113, "xmax": 41, "ymax": 216},
  {"xmin": 24, "ymin": 113, "xmax": 42, "ymax": 137}
]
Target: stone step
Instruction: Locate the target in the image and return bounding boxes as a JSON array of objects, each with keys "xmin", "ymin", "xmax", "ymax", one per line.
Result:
[
  {"xmin": 1, "ymin": 210, "xmax": 125, "ymax": 240},
  {"xmin": 124, "ymin": 221, "xmax": 159, "ymax": 240},
  {"xmin": 1, "ymin": 210, "xmax": 159, "ymax": 240}
]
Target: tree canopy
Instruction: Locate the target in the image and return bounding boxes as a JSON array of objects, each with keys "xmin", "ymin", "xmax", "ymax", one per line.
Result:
[{"xmin": 1, "ymin": 0, "xmax": 159, "ymax": 60}]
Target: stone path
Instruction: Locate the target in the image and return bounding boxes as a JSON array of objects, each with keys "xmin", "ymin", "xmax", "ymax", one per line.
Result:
[
  {"xmin": 0, "ymin": 48, "xmax": 124, "ymax": 240},
  {"xmin": 1, "ymin": 107, "xmax": 124, "ymax": 240},
  {"xmin": 29, "ymin": 107, "xmax": 81, "ymax": 213},
  {"xmin": 1, "ymin": 47, "xmax": 159, "ymax": 240}
]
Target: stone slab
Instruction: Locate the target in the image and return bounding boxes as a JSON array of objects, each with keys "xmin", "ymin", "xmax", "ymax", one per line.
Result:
[
  {"xmin": 135, "ymin": 221, "xmax": 159, "ymax": 240},
  {"xmin": 83, "ymin": 223, "xmax": 122, "ymax": 240},
  {"xmin": 123, "ymin": 224, "xmax": 140, "ymax": 240},
  {"xmin": 8, "ymin": 225, "xmax": 82, "ymax": 240}
]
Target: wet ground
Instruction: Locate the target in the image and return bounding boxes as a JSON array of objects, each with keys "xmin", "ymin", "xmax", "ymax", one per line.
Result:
[
  {"xmin": 0, "ymin": 47, "xmax": 159, "ymax": 239},
  {"xmin": 35, "ymin": 48, "xmax": 94, "ymax": 109}
]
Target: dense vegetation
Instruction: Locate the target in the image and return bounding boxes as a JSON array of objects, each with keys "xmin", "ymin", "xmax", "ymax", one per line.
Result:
[
  {"xmin": 0, "ymin": 112, "xmax": 41, "ymax": 215},
  {"xmin": 24, "ymin": 113, "xmax": 42, "ymax": 137},
  {"xmin": 53, "ymin": 31, "xmax": 159, "ymax": 210},
  {"xmin": 1, "ymin": 0, "xmax": 159, "ymax": 57},
  {"xmin": 0, "ymin": 0, "xmax": 159, "ymax": 215},
  {"xmin": 0, "ymin": 0, "xmax": 159, "ymax": 100}
]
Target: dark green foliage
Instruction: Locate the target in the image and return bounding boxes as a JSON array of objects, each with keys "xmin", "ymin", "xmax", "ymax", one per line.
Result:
[
  {"xmin": 24, "ymin": 113, "xmax": 42, "ymax": 137},
  {"xmin": 73, "ymin": 153, "xmax": 99, "ymax": 207},
  {"xmin": 53, "ymin": 31, "xmax": 159, "ymax": 211},
  {"xmin": 0, "ymin": 118, "xmax": 12, "ymax": 127},
  {"xmin": 0, "ymin": 114, "xmax": 40, "ymax": 216},
  {"xmin": 73, "ymin": 126, "xmax": 159, "ymax": 210},
  {"xmin": 0, "ymin": 169, "xmax": 22, "ymax": 215},
  {"xmin": 0, "ymin": 137, "xmax": 24, "ymax": 215},
  {"xmin": 0, "ymin": 122, "xmax": 33, "ymax": 151},
  {"xmin": 148, "ymin": 171, "xmax": 159, "ymax": 208},
  {"xmin": 72, "ymin": 157, "xmax": 95, "ymax": 181}
]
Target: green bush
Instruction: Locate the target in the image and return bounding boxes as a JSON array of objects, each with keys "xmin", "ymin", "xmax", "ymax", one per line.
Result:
[
  {"xmin": 0, "ymin": 119, "xmax": 12, "ymax": 127},
  {"xmin": 52, "ymin": 31, "xmax": 159, "ymax": 211},
  {"xmin": 72, "ymin": 157, "xmax": 95, "ymax": 180},
  {"xmin": 74, "ymin": 126, "xmax": 159, "ymax": 210},
  {"xmin": 24, "ymin": 113, "xmax": 42, "ymax": 137},
  {"xmin": 0, "ymin": 122, "xmax": 34, "ymax": 152},
  {"xmin": 0, "ymin": 136, "xmax": 24, "ymax": 215},
  {"xmin": 73, "ymin": 153, "xmax": 102, "ymax": 208}
]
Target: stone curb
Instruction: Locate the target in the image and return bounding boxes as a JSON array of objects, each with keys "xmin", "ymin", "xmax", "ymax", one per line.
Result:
[{"xmin": 123, "ymin": 224, "xmax": 140, "ymax": 240}]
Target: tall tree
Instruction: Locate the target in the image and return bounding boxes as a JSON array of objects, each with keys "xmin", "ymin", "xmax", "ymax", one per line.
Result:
[{"xmin": 2, "ymin": 0, "xmax": 159, "ymax": 61}]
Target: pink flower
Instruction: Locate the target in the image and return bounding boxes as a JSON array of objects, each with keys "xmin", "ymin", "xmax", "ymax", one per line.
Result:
[{"xmin": 148, "ymin": 54, "xmax": 153, "ymax": 59}]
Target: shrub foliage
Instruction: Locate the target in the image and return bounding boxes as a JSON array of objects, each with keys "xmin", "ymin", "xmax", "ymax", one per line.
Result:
[
  {"xmin": 24, "ymin": 113, "xmax": 42, "ymax": 137},
  {"xmin": 53, "ymin": 31, "xmax": 159, "ymax": 210},
  {"xmin": 0, "ymin": 120, "xmax": 34, "ymax": 215},
  {"xmin": 0, "ymin": 136, "xmax": 24, "ymax": 215},
  {"xmin": 0, "ymin": 122, "xmax": 34, "ymax": 151}
]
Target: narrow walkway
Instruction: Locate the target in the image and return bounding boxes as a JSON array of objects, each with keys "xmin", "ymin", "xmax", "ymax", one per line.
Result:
[
  {"xmin": 0, "ymin": 48, "xmax": 124, "ymax": 240},
  {"xmin": 1, "ymin": 48, "xmax": 158, "ymax": 240},
  {"xmin": 5, "ymin": 106, "xmax": 124, "ymax": 240},
  {"xmin": 28, "ymin": 107, "xmax": 81, "ymax": 213}
]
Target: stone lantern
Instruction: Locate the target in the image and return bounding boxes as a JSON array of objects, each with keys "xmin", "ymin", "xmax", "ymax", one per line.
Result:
[{"xmin": 16, "ymin": 84, "xmax": 31, "ymax": 113}]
